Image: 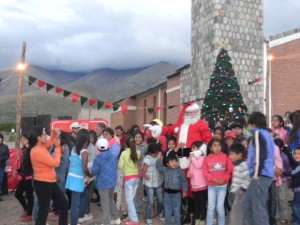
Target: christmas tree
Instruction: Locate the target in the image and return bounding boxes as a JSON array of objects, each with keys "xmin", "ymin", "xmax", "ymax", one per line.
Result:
[{"xmin": 201, "ymin": 47, "xmax": 247, "ymax": 121}]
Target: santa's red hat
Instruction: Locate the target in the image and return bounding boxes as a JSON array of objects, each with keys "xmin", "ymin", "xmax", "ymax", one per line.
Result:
[{"xmin": 177, "ymin": 101, "xmax": 200, "ymax": 125}]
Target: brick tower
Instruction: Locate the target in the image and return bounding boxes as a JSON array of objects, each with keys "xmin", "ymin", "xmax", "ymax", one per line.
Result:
[{"xmin": 181, "ymin": 0, "xmax": 264, "ymax": 112}]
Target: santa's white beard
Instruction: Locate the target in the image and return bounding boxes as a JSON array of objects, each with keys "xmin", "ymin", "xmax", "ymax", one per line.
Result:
[{"xmin": 184, "ymin": 114, "xmax": 200, "ymax": 125}]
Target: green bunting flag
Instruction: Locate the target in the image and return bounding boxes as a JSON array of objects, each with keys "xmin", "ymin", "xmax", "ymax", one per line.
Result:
[
  {"xmin": 147, "ymin": 107, "xmax": 154, "ymax": 113},
  {"xmin": 168, "ymin": 105, "xmax": 176, "ymax": 109},
  {"xmin": 97, "ymin": 101, "xmax": 104, "ymax": 110},
  {"xmin": 46, "ymin": 83, "xmax": 54, "ymax": 92},
  {"xmin": 80, "ymin": 96, "xmax": 88, "ymax": 106},
  {"xmin": 63, "ymin": 90, "xmax": 71, "ymax": 98},
  {"xmin": 113, "ymin": 105, "xmax": 120, "ymax": 111},
  {"xmin": 28, "ymin": 76, "xmax": 37, "ymax": 86}
]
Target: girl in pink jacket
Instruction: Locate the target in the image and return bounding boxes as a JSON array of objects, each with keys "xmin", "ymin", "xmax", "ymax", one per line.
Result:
[{"xmin": 187, "ymin": 141, "xmax": 207, "ymax": 225}]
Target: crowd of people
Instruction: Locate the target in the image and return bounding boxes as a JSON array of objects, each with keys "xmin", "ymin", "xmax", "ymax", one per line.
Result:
[{"xmin": 1, "ymin": 104, "xmax": 300, "ymax": 225}]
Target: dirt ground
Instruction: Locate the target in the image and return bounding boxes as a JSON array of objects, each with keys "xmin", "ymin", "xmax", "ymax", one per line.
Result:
[{"xmin": 0, "ymin": 192, "xmax": 164, "ymax": 225}]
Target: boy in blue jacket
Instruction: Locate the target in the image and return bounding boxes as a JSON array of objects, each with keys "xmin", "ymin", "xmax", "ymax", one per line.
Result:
[
  {"xmin": 241, "ymin": 112, "xmax": 275, "ymax": 225},
  {"xmin": 91, "ymin": 138, "xmax": 121, "ymax": 225}
]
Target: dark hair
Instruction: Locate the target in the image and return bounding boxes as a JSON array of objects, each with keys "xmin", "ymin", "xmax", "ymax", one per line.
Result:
[
  {"xmin": 147, "ymin": 143, "xmax": 161, "ymax": 155},
  {"xmin": 288, "ymin": 110, "xmax": 300, "ymax": 145},
  {"xmin": 125, "ymin": 137, "xmax": 138, "ymax": 164},
  {"xmin": 247, "ymin": 112, "xmax": 267, "ymax": 129},
  {"xmin": 274, "ymin": 138, "xmax": 285, "ymax": 151},
  {"xmin": 28, "ymin": 126, "xmax": 44, "ymax": 147},
  {"xmin": 103, "ymin": 127, "xmax": 114, "ymax": 137},
  {"xmin": 146, "ymin": 137, "xmax": 157, "ymax": 145},
  {"xmin": 166, "ymin": 154, "xmax": 178, "ymax": 164},
  {"xmin": 273, "ymin": 115, "xmax": 284, "ymax": 128},
  {"xmin": 214, "ymin": 126, "xmax": 225, "ymax": 138},
  {"xmin": 191, "ymin": 141, "xmax": 203, "ymax": 149},
  {"xmin": 234, "ymin": 136, "xmax": 247, "ymax": 144},
  {"xmin": 204, "ymin": 116, "xmax": 215, "ymax": 129},
  {"xmin": 77, "ymin": 128, "xmax": 89, "ymax": 137},
  {"xmin": 0, "ymin": 133, "xmax": 3, "ymax": 140},
  {"xmin": 89, "ymin": 130, "xmax": 97, "ymax": 145},
  {"xmin": 75, "ymin": 133, "xmax": 90, "ymax": 155},
  {"xmin": 22, "ymin": 133, "xmax": 30, "ymax": 140},
  {"xmin": 207, "ymin": 138, "xmax": 223, "ymax": 152},
  {"xmin": 96, "ymin": 123, "xmax": 106, "ymax": 130},
  {"xmin": 218, "ymin": 120, "xmax": 228, "ymax": 130},
  {"xmin": 115, "ymin": 125, "xmax": 124, "ymax": 132},
  {"xmin": 167, "ymin": 136, "xmax": 177, "ymax": 144},
  {"xmin": 60, "ymin": 131, "xmax": 72, "ymax": 149},
  {"xmin": 128, "ymin": 125, "xmax": 140, "ymax": 136},
  {"xmin": 229, "ymin": 143, "xmax": 246, "ymax": 158}
]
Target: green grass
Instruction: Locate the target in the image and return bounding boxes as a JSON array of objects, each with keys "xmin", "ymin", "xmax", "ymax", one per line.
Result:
[{"xmin": 0, "ymin": 123, "xmax": 16, "ymax": 133}]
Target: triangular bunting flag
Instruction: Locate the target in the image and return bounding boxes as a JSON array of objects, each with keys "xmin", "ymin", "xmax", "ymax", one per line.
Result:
[
  {"xmin": 63, "ymin": 90, "xmax": 71, "ymax": 98},
  {"xmin": 72, "ymin": 93, "xmax": 80, "ymax": 103},
  {"xmin": 56, "ymin": 87, "xmax": 63, "ymax": 93},
  {"xmin": 89, "ymin": 98, "xmax": 97, "ymax": 107},
  {"xmin": 154, "ymin": 107, "xmax": 162, "ymax": 112},
  {"xmin": 147, "ymin": 107, "xmax": 154, "ymax": 113},
  {"xmin": 46, "ymin": 83, "xmax": 54, "ymax": 92},
  {"xmin": 168, "ymin": 105, "xmax": 176, "ymax": 109},
  {"xmin": 38, "ymin": 80, "xmax": 46, "ymax": 88},
  {"xmin": 121, "ymin": 105, "xmax": 128, "ymax": 115},
  {"xmin": 28, "ymin": 76, "xmax": 37, "ymax": 86},
  {"xmin": 97, "ymin": 101, "xmax": 104, "ymax": 110},
  {"xmin": 80, "ymin": 96, "xmax": 88, "ymax": 106},
  {"xmin": 113, "ymin": 105, "xmax": 120, "ymax": 111},
  {"xmin": 105, "ymin": 102, "xmax": 112, "ymax": 108}
]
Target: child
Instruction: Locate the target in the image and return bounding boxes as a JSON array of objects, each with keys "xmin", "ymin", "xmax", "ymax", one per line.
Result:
[
  {"xmin": 143, "ymin": 143, "xmax": 164, "ymax": 225},
  {"xmin": 203, "ymin": 138, "xmax": 233, "ymax": 225},
  {"xmin": 228, "ymin": 143, "xmax": 249, "ymax": 225},
  {"xmin": 15, "ymin": 134, "xmax": 34, "ymax": 222},
  {"xmin": 271, "ymin": 115, "xmax": 288, "ymax": 144},
  {"xmin": 232, "ymin": 123, "xmax": 245, "ymax": 141},
  {"xmin": 91, "ymin": 138, "xmax": 120, "ymax": 225},
  {"xmin": 241, "ymin": 112, "xmax": 275, "ymax": 225},
  {"xmin": 274, "ymin": 138, "xmax": 292, "ymax": 224},
  {"xmin": 118, "ymin": 138, "xmax": 141, "ymax": 225},
  {"xmin": 224, "ymin": 130, "xmax": 236, "ymax": 150},
  {"xmin": 163, "ymin": 136, "xmax": 178, "ymax": 166},
  {"xmin": 187, "ymin": 141, "xmax": 207, "ymax": 225},
  {"xmin": 65, "ymin": 132, "xmax": 92, "ymax": 225},
  {"xmin": 156, "ymin": 153, "xmax": 188, "ymax": 225},
  {"xmin": 284, "ymin": 146, "xmax": 300, "ymax": 224}
]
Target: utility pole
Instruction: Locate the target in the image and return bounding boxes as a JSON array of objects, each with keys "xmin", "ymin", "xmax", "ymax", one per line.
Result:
[{"xmin": 15, "ymin": 42, "xmax": 26, "ymax": 150}]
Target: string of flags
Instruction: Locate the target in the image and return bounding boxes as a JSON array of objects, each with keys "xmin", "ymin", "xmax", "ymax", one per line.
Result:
[
  {"xmin": 248, "ymin": 78, "xmax": 262, "ymax": 85},
  {"xmin": 24, "ymin": 74, "xmax": 204, "ymax": 115}
]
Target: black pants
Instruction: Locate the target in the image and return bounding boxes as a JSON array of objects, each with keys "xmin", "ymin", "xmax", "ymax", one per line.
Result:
[
  {"xmin": 34, "ymin": 180, "xmax": 69, "ymax": 225},
  {"xmin": 268, "ymin": 181, "xmax": 277, "ymax": 225},
  {"xmin": 193, "ymin": 189, "xmax": 207, "ymax": 221},
  {"xmin": 15, "ymin": 179, "xmax": 34, "ymax": 215}
]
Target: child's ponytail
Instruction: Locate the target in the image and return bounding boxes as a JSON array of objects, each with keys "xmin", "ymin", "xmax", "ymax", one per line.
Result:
[{"xmin": 125, "ymin": 137, "xmax": 138, "ymax": 165}]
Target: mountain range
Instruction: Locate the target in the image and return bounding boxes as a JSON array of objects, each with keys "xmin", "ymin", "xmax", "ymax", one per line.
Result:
[{"xmin": 0, "ymin": 62, "xmax": 177, "ymax": 123}]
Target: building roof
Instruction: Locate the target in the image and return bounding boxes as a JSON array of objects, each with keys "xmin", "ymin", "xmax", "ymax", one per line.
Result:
[
  {"xmin": 268, "ymin": 27, "xmax": 300, "ymax": 48},
  {"xmin": 167, "ymin": 64, "xmax": 191, "ymax": 79}
]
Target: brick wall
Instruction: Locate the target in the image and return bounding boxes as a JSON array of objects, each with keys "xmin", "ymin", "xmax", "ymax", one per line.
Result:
[
  {"xmin": 166, "ymin": 73, "xmax": 181, "ymax": 125},
  {"xmin": 268, "ymin": 38, "xmax": 300, "ymax": 115}
]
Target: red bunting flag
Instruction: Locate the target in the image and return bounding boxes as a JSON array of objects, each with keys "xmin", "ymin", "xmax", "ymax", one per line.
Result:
[
  {"xmin": 38, "ymin": 80, "xmax": 46, "ymax": 88},
  {"xmin": 56, "ymin": 87, "xmax": 63, "ymax": 93},
  {"xmin": 89, "ymin": 98, "xmax": 97, "ymax": 107},
  {"xmin": 121, "ymin": 105, "xmax": 128, "ymax": 115},
  {"xmin": 254, "ymin": 78, "xmax": 261, "ymax": 83},
  {"xmin": 105, "ymin": 102, "xmax": 112, "ymax": 108},
  {"xmin": 154, "ymin": 107, "xmax": 163, "ymax": 112},
  {"xmin": 72, "ymin": 93, "xmax": 80, "ymax": 103}
]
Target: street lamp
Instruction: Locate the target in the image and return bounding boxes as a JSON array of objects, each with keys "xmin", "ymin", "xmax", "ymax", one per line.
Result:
[
  {"xmin": 15, "ymin": 42, "xmax": 26, "ymax": 150},
  {"xmin": 268, "ymin": 54, "xmax": 273, "ymax": 127}
]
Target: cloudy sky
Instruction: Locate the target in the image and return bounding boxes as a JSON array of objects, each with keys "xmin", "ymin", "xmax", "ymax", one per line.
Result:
[{"xmin": 0, "ymin": 0, "xmax": 299, "ymax": 72}]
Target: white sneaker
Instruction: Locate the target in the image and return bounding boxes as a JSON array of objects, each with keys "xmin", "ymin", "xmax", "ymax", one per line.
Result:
[
  {"xmin": 110, "ymin": 218, "xmax": 121, "ymax": 224},
  {"xmin": 78, "ymin": 213, "xmax": 93, "ymax": 223}
]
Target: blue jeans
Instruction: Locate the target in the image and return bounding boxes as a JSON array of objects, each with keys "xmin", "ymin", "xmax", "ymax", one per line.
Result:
[
  {"xmin": 145, "ymin": 185, "xmax": 163, "ymax": 220},
  {"xmin": 71, "ymin": 189, "xmax": 88, "ymax": 225},
  {"xmin": 125, "ymin": 178, "xmax": 139, "ymax": 222},
  {"xmin": 242, "ymin": 177, "xmax": 272, "ymax": 225},
  {"xmin": 33, "ymin": 191, "xmax": 39, "ymax": 223},
  {"xmin": 0, "ymin": 168, "xmax": 5, "ymax": 196},
  {"xmin": 207, "ymin": 186, "xmax": 227, "ymax": 225},
  {"xmin": 164, "ymin": 192, "xmax": 181, "ymax": 225},
  {"xmin": 292, "ymin": 192, "xmax": 300, "ymax": 224}
]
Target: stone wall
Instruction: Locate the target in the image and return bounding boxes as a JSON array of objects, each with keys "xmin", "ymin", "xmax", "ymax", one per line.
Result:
[{"xmin": 182, "ymin": 0, "xmax": 264, "ymax": 113}]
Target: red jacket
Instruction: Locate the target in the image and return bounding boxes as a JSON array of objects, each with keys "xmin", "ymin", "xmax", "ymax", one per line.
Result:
[{"xmin": 203, "ymin": 152, "xmax": 233, "ymax": 186}]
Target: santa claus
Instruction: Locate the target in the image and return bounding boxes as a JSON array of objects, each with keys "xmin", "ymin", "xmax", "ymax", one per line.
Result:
[{"xmin": 145, "ymin": 101, "xmax": 212, "ymax": 224}]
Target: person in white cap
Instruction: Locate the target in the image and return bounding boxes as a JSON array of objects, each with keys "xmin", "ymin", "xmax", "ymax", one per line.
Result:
[{"xmin": 70, "ymin": 122, "xmax": 81, "ymax": 140}]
